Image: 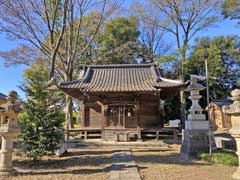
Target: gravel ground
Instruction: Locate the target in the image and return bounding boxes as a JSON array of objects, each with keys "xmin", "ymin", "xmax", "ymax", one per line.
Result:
[
  {"xmin": 2, "ymin": 143, "xmax": 238, "ymax": 180},
  {"xmin": 5, "ymin": 148, "xmax": 113, "ymax": 180},
  {"xmin": 132, "ymin": 145, "xmax": 237, "ymax": 180}
]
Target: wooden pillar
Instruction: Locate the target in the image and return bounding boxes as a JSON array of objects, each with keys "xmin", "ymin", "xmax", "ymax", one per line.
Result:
[
  {"xmin": 136, "ymin": 101, "xmax": 140, "ymax": 127},
  {"xmin": 101, "ymin": 104, "xmax": 107, "ymax": 140},
  {"xmin": 123, "ymin": 106, "xmax": 126, "ymax": 128},
  {"xmin": 118, "ymin": 106, "xmax": 121, "ymax": 127},
  {"xmin": 136, "ymin": 101, "xmax": 142, "ymax": 141},
  {"xmin": 81, "ymin": 101, "xmax": 86, "ymax": 128},
  {"xmin": 156, "ymin": 131, "xmax": 159, "ymax": 140},
  {"xmin": 84, "ymin": 131, "xmax": 87, "ymax": 140},
  {"xmin": 0, "ymin": 114, "xmax": 4, "ymax": 126},
  {"xmin": 158, "ymin": 89, "xmax": 163, "ymax": 127},
  {"xmin": 173, "ymin": 130, "xmax": 178, "ymax": 142}
]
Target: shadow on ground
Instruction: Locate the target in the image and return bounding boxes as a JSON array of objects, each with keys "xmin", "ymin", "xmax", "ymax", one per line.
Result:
[{"xmin": 12, "ymin": 140, "xmax": 211, "ymax": 178}]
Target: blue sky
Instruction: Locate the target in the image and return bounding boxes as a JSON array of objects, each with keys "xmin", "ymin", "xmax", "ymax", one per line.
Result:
[
  {"xmin": 0, "ymin": 17, "xmax": 239, "ymax": 99},
  {"xmin": 0, "ymin": 34, "xmax": 27, "ymax": 98}
]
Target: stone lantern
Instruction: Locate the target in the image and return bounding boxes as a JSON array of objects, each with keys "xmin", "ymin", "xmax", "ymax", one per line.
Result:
[
  {"xmin": 0, "ymin": 91, "xmax": 21, "ymax": 176},
  {"xmin": 181, "ymin": 77, "xmax": 210, "ymax": 157},
  {"xmin": 223, "ymin": 89, "xmax": 240, "ymax": 179}
]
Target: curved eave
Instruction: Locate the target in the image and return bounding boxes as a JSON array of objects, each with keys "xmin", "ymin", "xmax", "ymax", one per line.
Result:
[
  {"xmin": 58, "ymin": 64, "xmax": 183, "ymax": 96},
  {"xmin": 59, "ymin": 79, "xmax": 183, "ymax": 93},
  {"xmin": 59, "ymin": 85, "xmax": 160, "ymax": 93}
]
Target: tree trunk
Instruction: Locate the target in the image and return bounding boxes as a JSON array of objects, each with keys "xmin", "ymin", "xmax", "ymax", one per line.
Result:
[
  {"xmin": 66, "ymin": 94, "xmax": 74, "ymax": 128},
  {"xmin": 180, "ymin": 47, "xmax": 187, "ymax": 129},
  {"xmin": 77, "ymin": 102, "xmax": 82, "ymax": 125},
  {"xmin": 180, "ymin": 90, "xmax": 186, "ymax": 129},
  {"xmin": 65, "ymin": 95, "xmax": 74, "ymax": 140},
  {"xmin": 49, "ymin": 52, "xmax": 55, "ymax": 79}
]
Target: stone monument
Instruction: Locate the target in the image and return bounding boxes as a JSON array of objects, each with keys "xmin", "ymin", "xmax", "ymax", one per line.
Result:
[
  {"xmin": 181, "ymin": 77, "xmax": 210, "ymax": 157},
  {"xmin": 223, "ymin": 89, "xmax": 240, "ymax": 179},
  {"xmin": 0, "ymin": 91, "xmax": 21, "ymax": 176}
]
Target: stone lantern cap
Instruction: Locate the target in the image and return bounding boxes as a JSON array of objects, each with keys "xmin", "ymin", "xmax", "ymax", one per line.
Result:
[
  {"xmin": 185, "ymin": 78, "xmax": 205, "ymax": 91},
  {"xmin": 0, "ymin": 105, "xmax": 21, "ymax": 114},
  {"xmin": 7, "ymin": 91, "xmax": 17, "ymax": 103},
  {"xmin": 231, "ymin": 89, "xmax": 240, "ymax": 102},
  {"xmin": 0, "ymin": 91, "xmax": 21, "ymax": 135},
  {"xmin": 0, "ymin": 91, "xmax": 21, "ymax": 113},
  {"xmin": 223, "ymin": 89, "xmax": 240, "ymax": 115}
]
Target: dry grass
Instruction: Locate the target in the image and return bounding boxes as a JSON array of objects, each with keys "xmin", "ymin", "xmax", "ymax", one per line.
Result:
[
  {"xmin": 5, "ymin": 148, "xmax": 113, "ymax": 180},
  {"xmin": 132, "ymin": 145, "xmax": 237, "ymax": 180}
]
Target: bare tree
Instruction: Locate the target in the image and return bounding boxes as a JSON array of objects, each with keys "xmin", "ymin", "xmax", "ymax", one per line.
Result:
[
  {"xmin": 0, "ymin": 0, "xmax": 122, "ymax": 139},
  {"xmin": 131, "ymin": 2, "xmax": 168, "ymax": 63},
  {"xmin": 143, "ymin": 0, "xmax": 220, "ymax": 77},
  {"xmin": 0, "ymin": 0, "xmax": 69, "ymax": 79},
  {"xmin": 0, "ymin": 45, "xmax": 42, "ymax": 67},
  {"xmin": 0, "ymin": 0, "xmax": 121, "ymax": 77}
]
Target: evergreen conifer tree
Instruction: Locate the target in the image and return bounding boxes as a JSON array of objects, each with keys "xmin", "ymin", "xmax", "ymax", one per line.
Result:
[{"xmin": 18, "ymin": 62, "xmax": 64, "ymax": 159}]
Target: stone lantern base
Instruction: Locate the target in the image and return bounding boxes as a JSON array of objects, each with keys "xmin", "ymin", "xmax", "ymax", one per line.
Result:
[
  {"xmin": 230, "ymin": 128, "xmax": 240, "ymax": 179},
  {"xmin": 232, "ymin": 169, "xmax": 240, "ymax": 180},
  {"xmin": 181, "ymin": 113, "xmax": 213, "ymax": 158},
  {"xmin": 0, "ymin": 166, "xmax": 17, "ymax": 176},
  {"xmin": 181, "ymin": 129, "xmax": 210, "ymax": 157}
]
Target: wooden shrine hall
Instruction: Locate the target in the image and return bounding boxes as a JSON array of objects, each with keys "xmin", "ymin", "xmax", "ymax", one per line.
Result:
[{"xmin": 59, "ymin": 64, "xmax": 183, "ymax": 141}]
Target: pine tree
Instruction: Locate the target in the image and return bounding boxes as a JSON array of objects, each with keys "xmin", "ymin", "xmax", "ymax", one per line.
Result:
[{"xmin": 18, "ymin": 62, "xmax": 64, "ymax": 159}]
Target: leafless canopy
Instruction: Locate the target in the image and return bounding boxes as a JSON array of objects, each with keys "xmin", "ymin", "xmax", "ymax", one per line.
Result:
[
  {"xmin": 139, "ymin": 0, "xmax": 220, "ymax": 77},
  {"xmin": 0, "ymin": 0, "xmax": 122, "ymax": 78},
  {"xmin": 132, "ymin": 2, "xmax": 168, "ymax": 63}
]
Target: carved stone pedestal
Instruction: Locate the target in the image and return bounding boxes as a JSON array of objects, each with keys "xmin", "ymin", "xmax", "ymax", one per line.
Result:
[
  {"xmin": 0, "ymin": 135, "xmax": 15, "ymax": 176},
  {"xmin": 181, "ymin": 129, "xmax": 209, "ymax": 157}
]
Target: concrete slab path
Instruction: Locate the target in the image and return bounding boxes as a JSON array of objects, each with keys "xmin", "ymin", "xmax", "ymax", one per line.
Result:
[{"xmin": 107, "ymin": 148, "xmax": 142, "ymax": 180}]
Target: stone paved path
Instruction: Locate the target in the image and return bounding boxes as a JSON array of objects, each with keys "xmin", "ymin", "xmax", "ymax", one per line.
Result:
[{"xmin": 107, "ymin": 148, "xmax": 142, "ymax": 180}]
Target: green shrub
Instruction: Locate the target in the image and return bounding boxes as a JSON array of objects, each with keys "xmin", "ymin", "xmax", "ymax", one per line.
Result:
[{"xmin": 199, "ymin": 150, "xmax": 238, "ymax": 166}]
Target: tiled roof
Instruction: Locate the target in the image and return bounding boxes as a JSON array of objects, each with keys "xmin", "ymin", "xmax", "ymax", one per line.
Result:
[
  {"xmin": 211, "ymin": 100, "xmax": 232, "ymax": 107},
  {"xmin": 59, "ymin": 64, "xmax": 183, "ymax": 93},
  {"xmin": 0, "ymin": 92, "xmax": 7, "ymax": 100}
]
